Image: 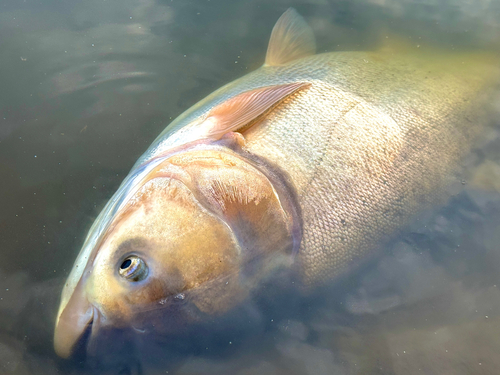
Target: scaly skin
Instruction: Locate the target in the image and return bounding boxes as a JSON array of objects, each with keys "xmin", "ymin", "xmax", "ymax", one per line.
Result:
[{"xmin": 242, "ymin": 49, "xmax": 498, "ymax": 285}]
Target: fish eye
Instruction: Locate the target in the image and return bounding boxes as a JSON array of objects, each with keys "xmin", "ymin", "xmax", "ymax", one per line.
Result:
[{"xmin": 118, "ymin": 256, "xmax": 148, "ymax": 282}]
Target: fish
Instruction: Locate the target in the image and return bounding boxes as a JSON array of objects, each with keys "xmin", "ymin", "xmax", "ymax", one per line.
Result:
[{"xmin": 53, "ymin": 8, "xmax": 499, "ymax": 358}]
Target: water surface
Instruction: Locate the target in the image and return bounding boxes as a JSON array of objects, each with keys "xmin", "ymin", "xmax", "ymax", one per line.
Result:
[{"xmin": 1, "ymin": 0, "xmax": 500, "ymax": 374}]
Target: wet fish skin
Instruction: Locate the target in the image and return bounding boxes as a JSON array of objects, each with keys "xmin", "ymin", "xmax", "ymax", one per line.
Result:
[
  {"xmin": 242, "ymin": 49, "xmax": 498, "ymax": 285},
  {"xmin": 54, "ymin": 8, "xmax": 499, "ymax": 358}
]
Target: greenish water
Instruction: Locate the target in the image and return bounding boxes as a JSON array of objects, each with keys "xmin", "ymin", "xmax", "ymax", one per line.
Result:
[{"xmin": 1, "ymin": 0, "xmax": 500, "ymax": 374}]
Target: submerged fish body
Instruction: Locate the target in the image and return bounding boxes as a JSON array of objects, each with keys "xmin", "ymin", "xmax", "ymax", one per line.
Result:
[{"xmin": 54, "ymin": 9, "xmax": 499, "ymax": 358}]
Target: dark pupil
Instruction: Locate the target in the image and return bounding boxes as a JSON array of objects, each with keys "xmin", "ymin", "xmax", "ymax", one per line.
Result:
[{"xmin": 120, "ymin": 259, "xmax": 132, "ymax": 269}]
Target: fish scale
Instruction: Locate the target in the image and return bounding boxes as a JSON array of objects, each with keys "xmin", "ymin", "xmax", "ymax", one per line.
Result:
[{"xmin": 238, "ymin": 49, "xmax": 496, "ymax": 284}]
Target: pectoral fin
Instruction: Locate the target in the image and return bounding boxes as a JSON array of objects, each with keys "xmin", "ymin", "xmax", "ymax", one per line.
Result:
[
  {"xmin": 200, "ymin": 82, "xmax": 310, "ymax": 140},
  {"xmin": 265, "ymin": 8, "xmax": 316, "ymax": 66}
]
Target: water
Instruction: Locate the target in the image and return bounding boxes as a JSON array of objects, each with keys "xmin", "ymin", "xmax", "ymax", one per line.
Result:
[{"xmin": 1, "ymin": 0, "xmax": 500, "ymax": 373}]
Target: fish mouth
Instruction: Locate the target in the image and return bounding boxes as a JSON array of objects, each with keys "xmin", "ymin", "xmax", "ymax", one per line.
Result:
[{"xmin": 54, "ymin": 280, "xmax": 98, "ymax": 358}]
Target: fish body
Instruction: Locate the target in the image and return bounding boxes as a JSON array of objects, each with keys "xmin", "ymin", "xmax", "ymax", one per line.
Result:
[{"xmin": 54, "ymin": 9, "xmax": 499, "ymax": 358}]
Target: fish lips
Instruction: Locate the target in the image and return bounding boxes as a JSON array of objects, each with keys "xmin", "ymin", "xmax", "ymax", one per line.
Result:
[{"xmin": 54, "ymin": 279, "xmax": 103, "ymax": 358}]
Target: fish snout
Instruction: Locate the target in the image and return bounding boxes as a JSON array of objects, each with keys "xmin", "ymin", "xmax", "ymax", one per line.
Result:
[{"xmin": 54, "ymin": 280, "xmax": 101, "ymax": 358}]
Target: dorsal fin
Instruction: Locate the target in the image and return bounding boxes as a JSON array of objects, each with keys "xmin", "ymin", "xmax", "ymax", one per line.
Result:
[
  {"xmin": 199, "ymin": 82, "xmax": 310, "ymax": 139},
  {"xmin": 265, "ymin": 8, "xmax": 316, "ymax": 66}
]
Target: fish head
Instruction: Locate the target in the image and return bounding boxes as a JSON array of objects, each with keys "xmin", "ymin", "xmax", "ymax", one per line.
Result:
[
  {"xmin": 54, "ymin": 139, "xmax": 297, "ymax": 358},
  {"xmin": 54, "ymin": 7, "xmax": 315, "ymax": 355},
  {"xmin": 85, "ymin": 173, "xmax": 243, "ymax": 319}
]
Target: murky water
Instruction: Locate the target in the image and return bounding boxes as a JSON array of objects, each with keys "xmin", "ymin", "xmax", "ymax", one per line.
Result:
[{"xmin": 1, "ymin": 0, "xmax": 500, "ymax": 374}]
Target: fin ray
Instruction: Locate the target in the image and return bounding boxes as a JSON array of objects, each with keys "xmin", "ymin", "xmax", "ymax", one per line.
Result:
[
  {"xmin": 265, "ymin": 8, "xmax": 316, "ymax": 66},
  {"xmin": 201, "ymin": 82, "xmax": 310, "ymax": 139}
]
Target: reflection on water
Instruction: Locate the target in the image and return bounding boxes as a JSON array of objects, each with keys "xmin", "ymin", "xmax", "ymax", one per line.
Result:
[{"xmin": 1, "ymin": 0, "xmax": 500, "ymax": 373}]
